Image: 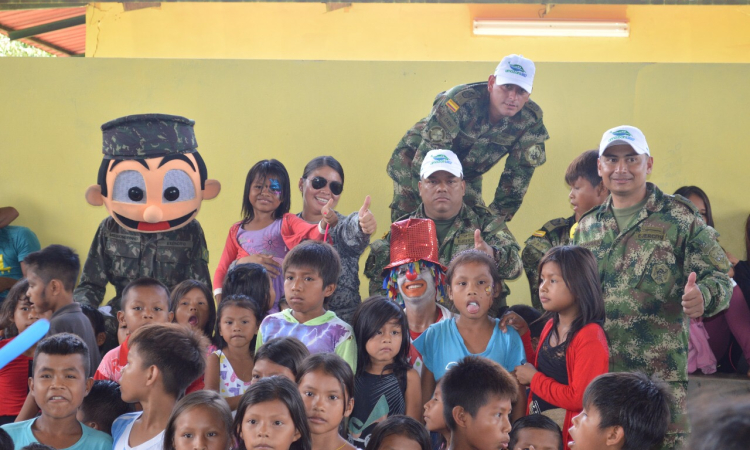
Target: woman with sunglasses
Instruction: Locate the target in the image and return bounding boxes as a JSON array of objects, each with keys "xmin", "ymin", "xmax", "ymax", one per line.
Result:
[{"xmin": 297, "ymin": 156, "xmax": 377, "ymax": 324}]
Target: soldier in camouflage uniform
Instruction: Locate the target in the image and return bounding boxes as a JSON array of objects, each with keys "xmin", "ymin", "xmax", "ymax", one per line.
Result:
[
  {"xmin": 388, "ymin": 54, "xmax": 550, "ymax": 222},
  {"xmin": 74, "ymin": 114, "xmax": 221, "ymax": 352},
  {"xmin": 523, "ymin": 150, "xmax": 608, "ymax": 310},
  {"xmin": 367, "ymin": 150, "xmax": 522, "ymax": 315},
  {"xmin": 573, "ymin": 126, "xmax": 732, "ymax": 450}
]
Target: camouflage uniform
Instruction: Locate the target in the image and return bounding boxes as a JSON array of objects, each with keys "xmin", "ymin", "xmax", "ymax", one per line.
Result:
[
  {"xmin": 522, "ymin": 215, "xmax": 576, "ymax": 311},
  {"xmin": 387, "ymin": 82, "xmax": 550, "ymax": 222},
  {"xmin": 74, "ymin": 217, "xmax": 212, "ymax": 349},
  {"xmin": 365, "ymin": 203, "xmax": 522, "ymax": 315},
  {"xmin": 573, "ymin": 183, "xmax": 732, "ymax": 450}
]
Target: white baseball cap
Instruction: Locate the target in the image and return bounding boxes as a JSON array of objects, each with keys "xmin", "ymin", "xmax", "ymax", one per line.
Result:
[
  {"xmin": 420, "ymin": 150, "xmax": 463, "ymax": 179},
  {"xmin": 599, "ymin": 126, "xmax": 650, "ymax": 156},
  {"xmin": 493, "ymin": 54, "xmax": 535, "ymax": 94}
]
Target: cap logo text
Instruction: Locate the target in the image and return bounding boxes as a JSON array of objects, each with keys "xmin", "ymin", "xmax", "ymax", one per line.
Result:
[
  {"xmin": 609, "ymin": 129, "xmax": 635, "ymax": 142},
  {"xmin": 432, "ymin": 154, "xmax": 451, "ymax": 163},
  {"xmin": 505, "ymin": 64, "xmax": 528, "ymax": 78}
]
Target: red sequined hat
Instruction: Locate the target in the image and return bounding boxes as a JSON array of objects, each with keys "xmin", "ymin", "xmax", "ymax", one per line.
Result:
[{"xmin": 382, "ymin": 218, "xmax": 446, "ymax": 275}]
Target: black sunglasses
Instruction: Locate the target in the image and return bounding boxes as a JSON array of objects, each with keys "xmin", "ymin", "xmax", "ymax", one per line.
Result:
[{"xmin": 306, "ymin": 176, "xmax": 343, "ymax": 196}]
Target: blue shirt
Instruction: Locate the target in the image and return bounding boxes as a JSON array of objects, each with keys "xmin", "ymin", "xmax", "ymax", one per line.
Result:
[
  {"xmin": 0, "ymin": 419, "xmax": 112, "ymax": 450},
  {"xmin": 413, "ymin": 317, "xmax": 525, "ymax": 380},
  {"xmin": 0, "ymin": 225, "xmax": 40, "ymax": 300}
]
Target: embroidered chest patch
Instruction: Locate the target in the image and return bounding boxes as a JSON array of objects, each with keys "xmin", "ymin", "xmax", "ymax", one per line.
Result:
[
  {"xmin": 651, "ymin": 263, "xmax": 671, "ymax": 285},
  {"xmin": 636, "ymin": 226, "xmax": 666, "ymax": 241}
]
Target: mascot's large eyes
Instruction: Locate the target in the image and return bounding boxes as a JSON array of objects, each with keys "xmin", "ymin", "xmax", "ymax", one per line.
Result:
[
  {"xmin": 113, "ymin": 171, "xmax": 147, "ymax": 204},
  {"xmin": 162, "ymin": 170, "xmax": 195, "ymax": 203}
]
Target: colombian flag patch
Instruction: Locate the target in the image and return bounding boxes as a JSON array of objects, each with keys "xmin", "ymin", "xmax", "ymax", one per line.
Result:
[
  {"xmin": 532, "ymin": 230, "xmax": 546, "ymax": 237},
  {"xmin": 446, "ymin": 99, "xmax": 460, "ymax": 113}
]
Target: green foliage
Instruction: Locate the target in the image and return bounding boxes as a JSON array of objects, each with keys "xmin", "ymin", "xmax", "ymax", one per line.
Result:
[{"xmin": 0, "ymin": 33, "xmax": 55, "ymax": 57}]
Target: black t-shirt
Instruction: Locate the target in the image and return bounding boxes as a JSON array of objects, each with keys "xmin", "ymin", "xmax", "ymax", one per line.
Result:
[
  {"xmin": 348, "ymin": 372, "xmax": 406, "ymax": 448},
  {"xmin": 530, "ymin": 332, "xmax": 569, "ymax": 413}
]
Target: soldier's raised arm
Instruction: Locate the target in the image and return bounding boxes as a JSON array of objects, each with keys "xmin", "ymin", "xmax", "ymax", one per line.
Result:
[{"xmin": 491, "ymin": 107, "xmax": 548, "ymax": 222}]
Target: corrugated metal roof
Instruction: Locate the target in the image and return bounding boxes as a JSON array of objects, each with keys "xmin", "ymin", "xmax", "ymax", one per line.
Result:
[{"xmin": 0, "ymin": 7, "xmax": 85, "ymax": 56}]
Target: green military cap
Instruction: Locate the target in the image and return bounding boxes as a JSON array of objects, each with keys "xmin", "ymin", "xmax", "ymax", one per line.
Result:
[{"xmin": 101, "ymin": 113, "xmax": 198, "ymax": 159}]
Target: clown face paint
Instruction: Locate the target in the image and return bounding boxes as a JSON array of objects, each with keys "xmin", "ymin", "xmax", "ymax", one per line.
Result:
[{"xmin": 397, "ymin": 262, "xmax": 437, "ymax": 304}]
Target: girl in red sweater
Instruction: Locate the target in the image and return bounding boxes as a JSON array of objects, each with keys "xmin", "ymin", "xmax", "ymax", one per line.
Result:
[{"xmin": 503, "ymin": 245, "xmax": 608, "ymax": 450}]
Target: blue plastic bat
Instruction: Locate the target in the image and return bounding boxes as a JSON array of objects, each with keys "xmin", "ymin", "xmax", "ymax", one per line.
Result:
[{"xmin": 0, "ymin": 319, "xmax": 49, "ymax": 370}]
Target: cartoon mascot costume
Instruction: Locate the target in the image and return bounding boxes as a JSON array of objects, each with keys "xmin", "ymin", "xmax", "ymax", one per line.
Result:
[{"xmin": 74, "ymin": 114, "xmax": 220, "ymax": 350}]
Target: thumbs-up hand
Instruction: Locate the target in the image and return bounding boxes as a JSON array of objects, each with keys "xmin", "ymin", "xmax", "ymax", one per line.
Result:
[
  {"xmin": 358, "ymin": 195, "xmax": 377, "ymax": 235},
  {"xmin": 473, "ymin": 229, "xmax": 494, "ymax": 258},
  {"xmin": 320, "ymin": 199, "xmax": 339, "ymax": 229},
  {"xmin": 682, "ymin": 272, "xmax": 705, "ymax": 318}
]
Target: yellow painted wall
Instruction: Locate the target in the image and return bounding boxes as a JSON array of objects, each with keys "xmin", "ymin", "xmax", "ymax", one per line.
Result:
[
  {"xmin": 1, "ymin": 58, "xmax": 748, "ymax": 306},
  {"xmin": 86, "ymin": 3, "xmax": 750, "ymax": 63}
]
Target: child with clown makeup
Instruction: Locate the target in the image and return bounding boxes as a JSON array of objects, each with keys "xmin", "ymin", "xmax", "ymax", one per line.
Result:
[
  {"xmin": 214, "ymin": 160, "xmax": 338, "ymax": 312},
  {"xmin": 382, "ymin": 219, "xmax": 453, "ymax": 376}
]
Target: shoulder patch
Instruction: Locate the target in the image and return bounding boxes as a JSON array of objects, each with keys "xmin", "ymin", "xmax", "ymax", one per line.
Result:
[
  {"xmin": 446, "ymin": 99, "xmax": 460, "ymax": 113},
  {"xmin": 532, "ymin": 230, "xmax": 546, "ymax": 237},
  {"xmin": 524, "ymin": 144, "xmax": 545, "ymax": 166},
  {"xmin": 428, "ymin": 125, "xmax": 448, "ymax": 143},
  {"xmin": 436, "ymin": 108, "xmax": 459, "ymax": 132},
  {"xmin": 544, "ymin": 217, "xmax": 569, "ymax": 231},
  {"xmin": 453, "ymin": 87, "xmax": 482, "ymax": 106},
  {"xmin": 526, "ymin": 238, "xmax": 551, "ymax": 255}
]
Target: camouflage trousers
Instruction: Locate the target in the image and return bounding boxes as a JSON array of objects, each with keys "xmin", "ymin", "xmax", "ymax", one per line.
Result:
[{"xmin": 660, "ymin": 380, "xmax": 688, "ymax": 450}]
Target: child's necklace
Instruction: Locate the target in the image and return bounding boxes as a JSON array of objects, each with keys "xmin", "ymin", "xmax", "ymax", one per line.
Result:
[{"xmin": 334, "ymin": 443, "xmax": 347, "ymax": 450}]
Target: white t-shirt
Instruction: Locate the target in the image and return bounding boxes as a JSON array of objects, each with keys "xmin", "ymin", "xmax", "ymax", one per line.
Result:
[{"xmin": 111, "ymin": 412, "xmax": 165, "ymax": 450}]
